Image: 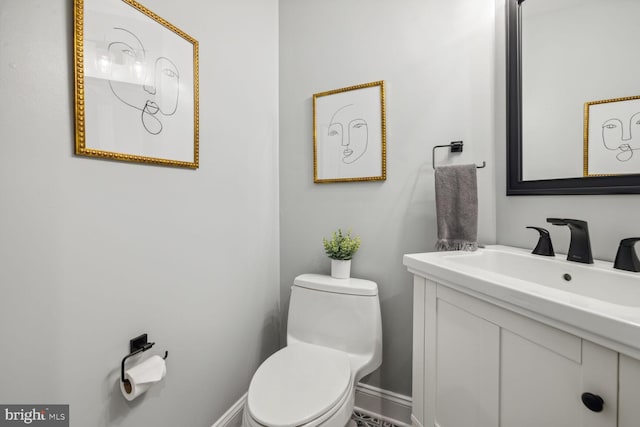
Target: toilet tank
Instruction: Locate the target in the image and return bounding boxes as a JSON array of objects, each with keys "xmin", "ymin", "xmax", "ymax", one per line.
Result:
[{"xmin": 287, "ymin": 274, "xmax": 382, "ymax": 375}]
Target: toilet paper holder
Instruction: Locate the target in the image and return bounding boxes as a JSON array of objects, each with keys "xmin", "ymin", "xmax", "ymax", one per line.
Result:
[{"xmin": 121, "ymin": 333, "xmax": 168, "ymax": 386}]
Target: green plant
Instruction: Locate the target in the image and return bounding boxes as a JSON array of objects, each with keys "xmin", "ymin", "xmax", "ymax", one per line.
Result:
[{"xmin": 322, "ymin": 229, "xmax": 361, "ymax": 260}]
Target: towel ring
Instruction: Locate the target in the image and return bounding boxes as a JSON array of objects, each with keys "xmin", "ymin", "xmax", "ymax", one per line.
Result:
[{"xmin": 432, "ymin": 141, "xmax": 486, "ymax": 170}]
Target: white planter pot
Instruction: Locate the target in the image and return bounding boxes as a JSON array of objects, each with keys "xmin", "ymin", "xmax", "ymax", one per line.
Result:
[{"xmin": 331, "ymin": 259, "xmax": 351, "ymax": 279}]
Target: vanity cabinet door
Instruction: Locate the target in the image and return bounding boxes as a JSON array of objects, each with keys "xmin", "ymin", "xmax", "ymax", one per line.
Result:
[
  {"xmin": 413, "ymin": 277, "xmax": 500, "ymax": 427},
  {"xmin": 433, "ymin": 299, "xmax": 499, "ymax": 427},
  {"xmin": 619, "ymin": 354, "xmax": 640, "ymax": 427},
  {"xmin": 500, "ymin": 328, "xmax": 582, "ymax": 427},
  {"xmin": 500, "ymin": 333, "xmax": 617, "ymax": 427}
]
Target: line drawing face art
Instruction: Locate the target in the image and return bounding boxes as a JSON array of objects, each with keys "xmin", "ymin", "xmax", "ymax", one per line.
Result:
[
  {"xmin": 601, "ymin": 111, "xmax": 640, "ymax": 162},
  {"xmin": 327, "ymin": 104, "xmax": 369, "ymax": 164},
  {"xmin": 107, "ymin": 27, "xmax": 180, "ymax": 135}
]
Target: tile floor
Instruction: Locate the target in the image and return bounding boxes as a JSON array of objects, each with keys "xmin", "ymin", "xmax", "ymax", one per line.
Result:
[{"xmin": 352, "ymin": 410, "xmax": 400, "ymax": 427}]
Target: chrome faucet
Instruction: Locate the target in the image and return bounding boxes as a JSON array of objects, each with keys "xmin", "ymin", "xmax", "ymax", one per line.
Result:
[{"xmin": 546, "ymin": 218, "xmax": 593, "ymax": 264}]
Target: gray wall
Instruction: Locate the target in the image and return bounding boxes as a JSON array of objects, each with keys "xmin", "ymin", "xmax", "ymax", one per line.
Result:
[
  {"xmin": 0, "ymin": 1, "xmax": 279, "ymax": 426},
  {"xmin": 279, "ymin": 0, "xmax": 497, "ymax": 396},
  {"xmin": 493, "ymin": 0, "xmax": 640, "ymax": 260}
]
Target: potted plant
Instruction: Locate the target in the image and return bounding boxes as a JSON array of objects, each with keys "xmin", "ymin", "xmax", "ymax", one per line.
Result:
[{"xmin": 322, "ymin": 229, "xmax": 361, "ymax": 279}]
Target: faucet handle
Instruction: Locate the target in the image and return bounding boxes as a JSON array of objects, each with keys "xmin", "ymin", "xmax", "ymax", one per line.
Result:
[
  {"xmin": 614, "ymin": 238, "xmax": 640, "ymax": 272},
  {"xmin": 526, "ymin": 226, "xmax": 555, "ymax": 256}
]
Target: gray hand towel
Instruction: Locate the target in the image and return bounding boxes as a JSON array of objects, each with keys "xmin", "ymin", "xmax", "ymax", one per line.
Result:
[{"xmin": 434, "ymin": 164, "xmax": 478, "ymax": 251}]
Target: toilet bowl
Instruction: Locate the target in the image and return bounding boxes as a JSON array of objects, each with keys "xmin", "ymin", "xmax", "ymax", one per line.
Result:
[
  {"xmin": 243, "ymin": 343, "xmax": 355, "ymax": 427},
  {"xmin": 243, "ymin": 274, "xmax": 382, "ymax": 427}
]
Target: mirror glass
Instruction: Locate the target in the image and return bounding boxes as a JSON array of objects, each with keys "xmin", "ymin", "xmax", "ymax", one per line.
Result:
[{"xmin": 507, "ymin": 0, "xmax": 640, "ymax": 194}]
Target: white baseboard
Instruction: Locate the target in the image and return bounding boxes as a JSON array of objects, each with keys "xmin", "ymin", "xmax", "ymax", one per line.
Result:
[
  {"xmin": 354, "ymin": 383, "xmax": 412, "ymax": 427},
  {"xmin": 410, "ymin": 414, "xmax": 424, "ymax": 427},
  {"xmin": 211, "ymin": 384, "xmax": 412, "ymax": 427},
  {"xmin": 211, "ymin": 393, "xmax": 246, "ymax": 427}
]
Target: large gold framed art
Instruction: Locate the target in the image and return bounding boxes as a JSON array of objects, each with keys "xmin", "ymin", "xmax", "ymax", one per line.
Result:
[
  {"xmin": 313, "ymin": 81, "xmax": 387, "ymax": 183},
  {"xmin": 74, "ymin": 0, "xmax": 199, "ymax": 168}
]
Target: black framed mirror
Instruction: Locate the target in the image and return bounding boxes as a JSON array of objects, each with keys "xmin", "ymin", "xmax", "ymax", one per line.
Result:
[{"xmin": 506, "ymin": 0, "xmax": 640, "ymax": 195}]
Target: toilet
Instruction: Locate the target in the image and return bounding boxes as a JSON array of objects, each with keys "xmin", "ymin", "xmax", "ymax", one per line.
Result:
[{"xmin": 243, "ymin": 273, "xmax": 383, "ymax": 427}]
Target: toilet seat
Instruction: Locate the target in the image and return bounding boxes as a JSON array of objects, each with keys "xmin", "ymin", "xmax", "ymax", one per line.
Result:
[{"xmin": 247, "ymin": 343, "xmax": 352, "ymax": 427}]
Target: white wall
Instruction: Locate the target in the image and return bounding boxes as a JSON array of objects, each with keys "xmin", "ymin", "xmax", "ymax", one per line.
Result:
[
  {"xmin": 0, "ymin": 1, "xmax": 279, "ymax": 426},
  {"xmin": 494, "ymin": 0, "xmax": 640, "ymax": 260},
  {"xmin": 279, "ymin": 0, "xmax": 497, "ymax": 396}
]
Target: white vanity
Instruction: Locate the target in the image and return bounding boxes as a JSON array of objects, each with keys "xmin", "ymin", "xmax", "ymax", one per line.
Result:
[{"xmin": 403, "ymin": 245, "xmax": 640, "ymax": 427}]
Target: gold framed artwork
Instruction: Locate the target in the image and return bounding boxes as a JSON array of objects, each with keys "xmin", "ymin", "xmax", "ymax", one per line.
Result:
[
  {"xmin": 584, "ymin": 95, "xmax": 640, "ymax": 177},
  {"xmin": 73, "ymin": 0, "xmax": 199, "ymax": 168},
  {"xmin": 313, "ymin": 81, "xmax": 387, "ymax": 183}
]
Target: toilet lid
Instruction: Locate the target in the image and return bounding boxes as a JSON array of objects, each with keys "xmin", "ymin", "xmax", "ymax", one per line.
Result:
[{"xmin": 247, "ymin": 343, "xmax": 352, "ymax": 427}]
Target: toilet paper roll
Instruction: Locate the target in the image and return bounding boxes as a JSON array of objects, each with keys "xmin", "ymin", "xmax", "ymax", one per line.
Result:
[{"xmin": 120, "ymin": 355, "xmax": 167, "ymax": 401}]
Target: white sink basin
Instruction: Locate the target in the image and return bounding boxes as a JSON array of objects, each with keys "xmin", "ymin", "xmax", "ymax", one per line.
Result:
[{"xmin": 404, "ymin": 245, "xmax": 640, "ymax": 356}]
